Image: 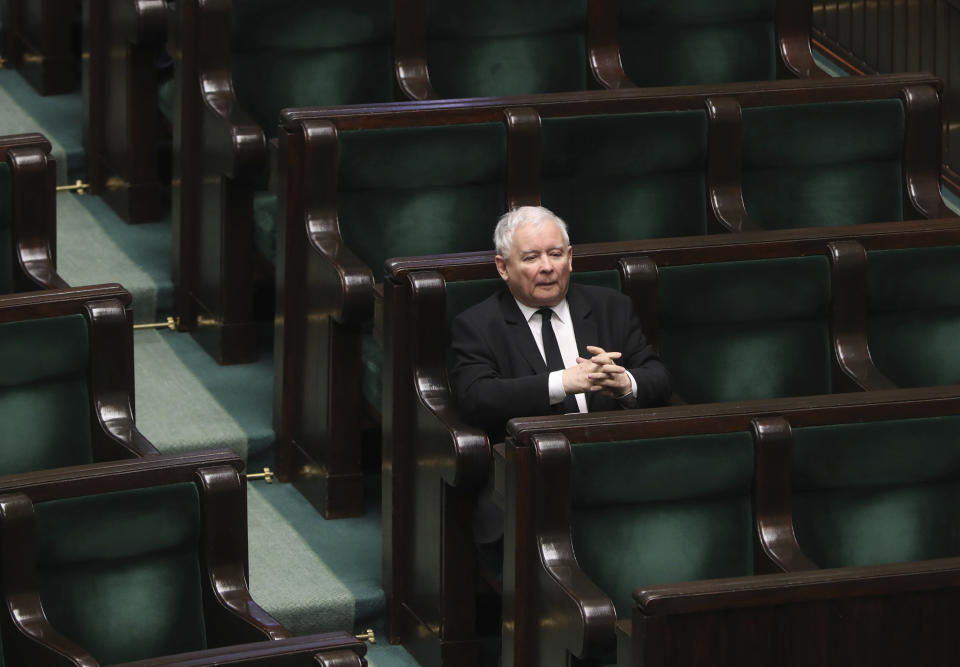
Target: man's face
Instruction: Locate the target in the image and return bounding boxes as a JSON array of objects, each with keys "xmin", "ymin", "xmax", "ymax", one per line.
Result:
[{"xmin": 495, "ymin": 220, "xmax": 573, "ymax": 308}]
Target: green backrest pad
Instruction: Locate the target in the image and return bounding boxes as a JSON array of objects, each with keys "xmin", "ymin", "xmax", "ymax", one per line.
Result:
[
  {"xmin": 570, "ymin": 431, "xmax": 755, "ymax": 617},
  {"xmin": 426, "ymin": 0, "xmax": 588, "ymax": 98},
  {"xmin": 792, "ymin": 416, "xmax": 960, "ymax": 568},
  {"xmin": 741, "ymin": 99, "xmax": 906, "ymax": 230},
  {"xmin": 231, "ymin": 0, "xmax": 395, "ymax": 135},
  {"xmin": 541, "ymin": 111, "xmax": 708, "ymax": 240},
  {"xmin": 0, "ymin": 162, "xmax": 11, "ymax": 294},
  {"xmin": 34, "ymin": 482, "xmax": 206, "ymax": 665},
  {"xmin": 620, "ymin": 0, "xmax": 776, "ymax": 86},
  {"xmin": 867, "ymin": 245, "xmax": 960, "ymax": 388},
  {"xmin": 337, "ymin": 122, "xmax": 507, "ymax": 277},
  {"xmin": 658, "ymin": 255, "xmax": 832, "ymax": 403},
  {"xmin": 0, "ymin": 314, "xmax": 93, "ymax": 473}
]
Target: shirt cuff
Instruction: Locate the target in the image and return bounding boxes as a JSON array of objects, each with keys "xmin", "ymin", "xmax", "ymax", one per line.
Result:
[
  {"xmin": 548, "ymin": 370, "xmax": 567, "ymax": 405},
  {"xmin": 617, "ymin": 371, "xmax": 639, "ymax": 408}
]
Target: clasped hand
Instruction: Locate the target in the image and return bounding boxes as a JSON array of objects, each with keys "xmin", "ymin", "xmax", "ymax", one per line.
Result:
[{"xmin": 561, "ymin": 345, "xmax": 631, "ymax": 398}]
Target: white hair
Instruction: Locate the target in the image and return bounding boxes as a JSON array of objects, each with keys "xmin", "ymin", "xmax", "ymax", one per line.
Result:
[{"xmin": 493, "ymin": 206, "xmax": 570, "ymax": 258}]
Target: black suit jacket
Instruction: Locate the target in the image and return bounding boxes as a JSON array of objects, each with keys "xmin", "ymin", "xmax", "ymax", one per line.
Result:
[{"xmin": 449, "ymin": 283, "xmax": 671, "ymax": 442}]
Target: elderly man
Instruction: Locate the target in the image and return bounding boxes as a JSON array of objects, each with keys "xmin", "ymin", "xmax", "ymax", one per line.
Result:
[{"xmin": 450, "ymin": 205, "xmax": 671, "ymax": 444}]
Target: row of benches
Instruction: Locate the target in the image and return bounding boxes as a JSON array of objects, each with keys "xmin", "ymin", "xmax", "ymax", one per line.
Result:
[
  {"xmin": 0, "ymin": 284, "xmax": 367, "ymax": 665},
  {"xmin": 381, "ymin": 218, "xmax": 960, "ymax": 663},
  {"xmin": 500, "ymin": 391, "xmax": 960, "ymax": 666},
  {"xmin": 275, "ymin": 73, "xmax": 950, "ymax": 515}
]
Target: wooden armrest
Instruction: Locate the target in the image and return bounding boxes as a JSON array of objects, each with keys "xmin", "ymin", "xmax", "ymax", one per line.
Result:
[
  {"xmin": 492, "ymin": 442, "xmax": 506, "ymax": 509},
  {"xmin": 394, "ymin": 0, "xmax": 438, "ymax": 100},
  {"xmin": 111, "ymin": 632, "xmax": 366, "ymax": 666},
  {"xmin": 294, "ymin": 119, "xmax": 376, "ymax": 326},
  {"xmin": 196, "ymin": 0, "xmax": 266, "ymax": 181},
  {"xmin": 752, "ymin": 417, "xmax": 819, "ymax": 573},
  {"xmin": 531, "ymin": 434, "xmax": 617, "ymax": 664},
  {"xmin": 309, "ymin": 231, "xmax": 377, "ymax": 326},
  {"xmin": 706, "ymin": 97, "xmax": 760, "ymax": 233},
  {"xmin": 902, "ymin": 84, "xmax": 950, "ymax": 219},
  {"xmin": 587, "ymin": 0, "xmax": 636, "ymax": 89},
  {"xmin": 0, "ymin": 494, "xmax": 98, "ymax": 666},
  {"xmin": 122, "ymin": 0, "xmax": 169, "ymax": 46},
  {"xmin": 201, "ymin": 95, "xmax": 267, "ymax": 182},
  {"xmin": 409, "ymin": 271, "xmax": 491, "ymax": 489},
  {"xmin": 828, "ymin": 240, "xmax": 900, "ymax": 392},
  {"xmin": 777, "ymin": 0, "xmax": 829, "ymax": 78}
]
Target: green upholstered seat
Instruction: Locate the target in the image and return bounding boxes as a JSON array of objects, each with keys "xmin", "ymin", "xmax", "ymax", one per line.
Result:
[
  {"xmin": 0, "ymin": 314, "xmax": 94, "ymax": 473},
  {"xmin": 231, "ymin": 0, "xmax": 395, "ymax": 136},
  {"xmin": 570, "ymin": 431, "xmax": 755, "ymax": 616},
  {"xmin": 791, "ymin": 416, "xmax": 960, "ymax": 568},
  {"xmin": 867, "ymin": 245, "xmax": 960, "ymax": 388},
  {"xmin": 33, "ymin": 482, "xmax": 206, "ymax": 665},
  {"xmin": 540, "ymin": 110, "xmax": 709, "ymax": 240},
  {"xmin": 741, "ymin": 99, "xmax": 906, "ymax": 230},
  {"xmin": 657, "ymin": 255, "xmax": 832, "ymax": 403},
  {"xmin": 0, "ymin": 162, "xmax": 11, "ymax": 295},
  {"xmin": 619, "ymin": 0, "xmax": 777, "ymax": 86},
  {"xmin": 425, "ymin": 0, "xmax": 588, "ymax": 98}
]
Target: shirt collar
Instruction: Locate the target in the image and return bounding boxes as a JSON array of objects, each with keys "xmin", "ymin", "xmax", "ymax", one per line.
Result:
[{"xmin": 514, "ymin": 297, "xmax": 571, "ymax": 325}]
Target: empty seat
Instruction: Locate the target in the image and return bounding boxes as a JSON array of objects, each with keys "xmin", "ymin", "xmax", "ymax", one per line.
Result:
[
  {"xmin": 0, "ymin": 450, "xmax": 367, "ymax": 665},
  {"xmin": 0, "ymin": 284, "xmax": 156, "ymax": 473}
]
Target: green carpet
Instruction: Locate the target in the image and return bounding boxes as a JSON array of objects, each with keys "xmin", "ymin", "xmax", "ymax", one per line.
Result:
[
  {"xmin": 247, "ymin": 484, "xmax": 355, "ymax": 635},
  {"xmin": 133, "ymin": 329, "xmax": 249, "ymax": 460},
  {"xmin": 57, "ymin": 192, "xmax": 162, "ymax": 323}
]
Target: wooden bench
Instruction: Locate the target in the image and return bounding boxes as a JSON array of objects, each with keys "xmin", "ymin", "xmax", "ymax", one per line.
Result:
[
  {"xmin": 0, "ymin": 133, "xmax": 61, "ymax": 293},
  {"xmin": 0, "ymin": 450, "xmax": 367, "ymax": 666},
  {"xmin": 275, "ymin": 73, "xmax": 943, "ymax": 517},
  {"xmin": 82, "ymin": 0, "xmax": 169, "ymax": 224},
  {"xmin": 382, "ymin": 218, "xmax": 960, "ymax": 663},
  {"xmin": 502, "ymin": 388, "xmax": 960, "ymax": 666}
]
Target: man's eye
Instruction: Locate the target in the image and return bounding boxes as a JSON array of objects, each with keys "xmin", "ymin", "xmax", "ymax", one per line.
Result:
[{"xmin": 523, "ymin": 256, "xmax": 536, "ymax": 262}]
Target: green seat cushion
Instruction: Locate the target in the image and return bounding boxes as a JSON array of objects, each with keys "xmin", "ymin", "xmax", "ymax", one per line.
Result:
[
  {"xmin": 252, "ymin": 190, "xmax": 278, "ymax": 264},
  {"xmin": 337, "ymin": 122, "xmax": 506, "ymax": 275},
  {"xmin": 231, "ymin": 0, "xmax": 394, "ymax": 135},
  {"xmin": 620, "ymin": 0, "xmax": 776, "ymax": 86},
  {"xmin": 541, "ymin": 111, "xmax": 708, "ymax": 239},
  {"xmin": 658, "ymin": 255, "xmax": 832, "ymax": 403},
  {"xmin": 35, "ymin": 482, "xmax": 207, "ymax": 664},
  {"xmin": 425, "ymin": 0, "xmax": 588, "ymax": 97},
  {"xmin": 0, "ymin": 162, "xmax": 11, "ymax": 294},
  {"xmin": 741, "ymin": 99, "xmax": 906, "ymax": 230},
  {"xmin": 792, "ymin": 416, "xmax": 960, "ymax": 568},
  {"xmin": 867, "ymin": 245, "xmax": 960, "ymax": 387},
  {"xmin": 0, "ymin": 314, "xmax": 93, "ymax": 472},
  {"xmin": 571, "ymin": 431, "xmax": 754, "ymax": 616}
]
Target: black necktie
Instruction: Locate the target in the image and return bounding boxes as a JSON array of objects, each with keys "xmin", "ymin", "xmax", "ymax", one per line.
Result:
[{"xmin": 537, "ymin": 308, "xmax": 580, "ymax": 414}]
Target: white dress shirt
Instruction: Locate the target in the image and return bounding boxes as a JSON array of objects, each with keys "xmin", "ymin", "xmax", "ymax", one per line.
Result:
[{"xmin": 514, "ymin": 298, "xmax": 638, "ymax": 413}]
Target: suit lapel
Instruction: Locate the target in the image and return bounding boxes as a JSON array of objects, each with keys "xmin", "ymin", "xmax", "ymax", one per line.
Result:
[
  {"xmin": 499, "ymin": 290, "xmax": 548, "ymax": 374},
  {"xmin": 567, "ymin": 285, "xmax": 600, "ymax": 410}
]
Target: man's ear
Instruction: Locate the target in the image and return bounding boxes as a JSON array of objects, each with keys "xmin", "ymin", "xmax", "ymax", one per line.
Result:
[
  {"xmin": 495, "ymin": 255, "xmax": 509, "ymax": 281},
  {"xmin": 567, "ymin": 245, "xmax": 573, "ymax": 271}
]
